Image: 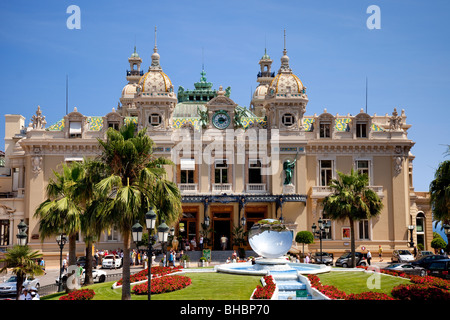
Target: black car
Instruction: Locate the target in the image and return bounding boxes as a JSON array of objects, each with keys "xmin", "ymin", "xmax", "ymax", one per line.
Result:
[
  {"xmin": 425, "ymin": 259, "xmax": 450, "ymax": 279},
  {"xmin": 411, "ymin": 254, "xmax": 448, "ymax": 268},
  {"xmin": 335, "ymin": 252, "xmax": 368, "ymax": 268},
  {"xmin": 76, "ymin": 256, "xmax": 98, "ymax": 268},
  {"xmin": 382, "ymin": 263, "xmax": 427, "ymax": 277}
]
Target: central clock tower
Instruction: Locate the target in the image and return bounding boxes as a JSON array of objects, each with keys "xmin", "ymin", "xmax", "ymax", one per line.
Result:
[{"xmin": 205, "ymin": 86, "xmax": 237, "ymax": 130}]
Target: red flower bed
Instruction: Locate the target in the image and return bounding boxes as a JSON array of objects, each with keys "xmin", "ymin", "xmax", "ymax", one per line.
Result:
[
  {"xmin": 116, "ymin": 266, "xmax": 183, "ymax": 286},
  {"xmin": 132, "ymin": 275, "xmax": 191, "ymax": 295},
  {"xmin": 409, "ymin": 275, "xmax": 450, "ymax": 290},
  {"xmin": 252, "ymin": 276, "xmax": 276, "ymax": 300},
  {"xmin": 59, "ymin": 289, "xmax": 95, "ymax": 301},
  {"xmin": 307, "ymin": 275, "xmax": 347, "ymax": 300},
  {"xmin": 391, "ymin": 283, "xmax": 450, "ymax": 300},
  {"xmin": 345, "ymin": 292, "xmax": 394, "ymax": 300}
]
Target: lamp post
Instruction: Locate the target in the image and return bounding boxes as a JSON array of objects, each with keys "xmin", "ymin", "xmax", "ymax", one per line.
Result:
[
  {"xmin": 56, "ymin": 233, "xmax": 68, "ymax": 292},
  {"xmin": 312, "ymin": 218, "xmax": 330, "ymax": 264},
  {"xmin": 157, "ymin": 220, "xmax": 170, "ymax": 267},
  {"xmin": 408, "ymin": 225, "xmax": 415, "ymax": 248},
  {"xmin": 132, "ymin": 207, "xmax": 157, "ymax": 301},
  {"xmin": 443, "ymin": 224, "xmax": 450, "ymax": 254},
  {"xmin": 16, "ymin": 220, "xmax": 28, "ymax": 246}
]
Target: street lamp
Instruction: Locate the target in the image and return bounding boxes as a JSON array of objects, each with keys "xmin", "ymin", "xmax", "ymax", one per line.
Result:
[
  {"xmin": 56, "ymin": 233, "xmax": 68, "ymax": 292},
  {"xmin": 443, "ymin": 224, "xmax": 450, "ymax": 254},
  {"xmin": 408, "ymin": 225, "xmax": 415, "ymax": 248},
  {"xmin": 16, "ymin": 220, "xmax": 28, "ymax": 246},
  {"xmin": 312, "ymin": 218, "xmax": 330, "ymax": 264},
  {"xmin": 241, "ymin": 216, "xmax": 246, "ymax": 227},
  {"xmin": 157, "ymin": 220, "xmax": 170, "ymax": 268},
  {"xmin": 131, "ymin": 207, "xmax": 157, "ymax": 301}
]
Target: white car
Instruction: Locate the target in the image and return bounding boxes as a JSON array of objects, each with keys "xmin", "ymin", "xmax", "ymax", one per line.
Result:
[
  {"xmin": 392, "ymin": 249, "xmax": 414, "ymax": 263},
  {"xmin": 102, "ymin": 255, "xmax": 122, "ymax": 269},
  {"xmin": 56, "ymin": 269, "xmax": 107, "ymax": 285},
  {"xmin": 0, "ymin": 276, "xmax": 40, "ymax": 296}
]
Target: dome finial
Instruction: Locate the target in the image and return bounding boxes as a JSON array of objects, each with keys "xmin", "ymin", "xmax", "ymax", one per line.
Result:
[
  {"xmin": 154, "ymin": 26, "xmax": 158, "ymax": 53},
  {"xmin": 150, "ymin": 26, "xmax": 161, "ymax": 70},
  {"xmin": 280, "ymin": 29, "xmax": 291, "ymax": 72}
]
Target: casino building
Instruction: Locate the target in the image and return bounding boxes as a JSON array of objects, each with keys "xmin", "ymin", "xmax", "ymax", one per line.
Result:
[{"xmin": 0, "ymin": 37, "xmax": 433, "ymax": 260}]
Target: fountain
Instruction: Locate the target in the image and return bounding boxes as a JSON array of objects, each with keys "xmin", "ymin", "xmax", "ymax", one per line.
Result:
[
  {"xmin": 215, "ymin": 219, "xmax": 330, "ymax": 275},
  {"xmin": 215, "ymin": 219, "xmax": 331, "ymax": 300}
]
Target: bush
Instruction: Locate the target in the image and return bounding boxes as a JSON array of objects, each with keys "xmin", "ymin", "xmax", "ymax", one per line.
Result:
[
  {"xmin": 59, "ymin": 289, "xmax": 95, "ymax": 300},
  {"xmin": 391, "ymin": 283, "xmax": 450, "ymax": 300}
]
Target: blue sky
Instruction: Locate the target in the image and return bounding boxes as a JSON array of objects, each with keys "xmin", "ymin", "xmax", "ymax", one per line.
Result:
[{"xmin": 0, "ymin": 0, "xmax": 449, "ymax": 194}]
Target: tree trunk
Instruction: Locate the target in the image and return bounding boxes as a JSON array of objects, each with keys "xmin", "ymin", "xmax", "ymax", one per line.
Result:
[
  {"xmin": 121, "ymin": 230, "xmax": 131, "ymax": 300},
  {"xmin": 16, "ymin": 272, "xmax": 25, "ymax": 300},
  {"xmin": 350, "ymin": 218, "xmax": 356, "ymax": 268},
  {"xmin": 85, "ymin": 242, "xmax": 94, "ymax": 285},
  {"xmin": 68, "ymin": 233, "xmax": 77, "ymax": 266}
]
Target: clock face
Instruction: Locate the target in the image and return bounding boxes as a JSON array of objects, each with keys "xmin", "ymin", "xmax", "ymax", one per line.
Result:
[{"xmin": 212, "ymin": 111, "xmax": 231, "ymax": 129}]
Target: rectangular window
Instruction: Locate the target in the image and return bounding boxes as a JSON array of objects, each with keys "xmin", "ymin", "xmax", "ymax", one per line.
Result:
[
  {"xmin": 319, "ymin": 122, "xmax": 331, "ymax": 138},
  {"xmin": 356, "ymin": 160, "xmax": 370, "ymax": 178},
  {"xmin": 108, "ymin": 122, "xmax": 119, "ymax": 130},
  {"xmin": 248, "ymin": 159, "xmax": 262, "ymax": 184},
  {"xmin": 319, "ymin": 160, "xmax": 333, "ymax": 186},
  {"xmin": 107, "ymin": 227, "xmax": 118, "ymax": 241},
  {"xmin": 356, "ymin": 122, "xmax": 367, "ymax": 138},
  {"xmin": 359, "ymin": 220, "xmax": 369, "ymax": 240},
  {"xmin": 215, "ymin": 160, "xmax": 228, "ymax": 184},
  {"xmin": 180, "ymin": 170, "xmax": 194, "ymax": 184},
  {"xmin": 69, "ymin": 121, "xmax": 82, "ymax": 138},
  {"xmin": 322, "ymin": 218, "xmax": 332, "ymax": 240}
]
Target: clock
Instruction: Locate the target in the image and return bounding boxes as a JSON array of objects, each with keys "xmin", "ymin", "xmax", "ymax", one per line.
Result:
[{"xmin": 212, "ymin": 110, "xmax": 231, "ymax": 129}]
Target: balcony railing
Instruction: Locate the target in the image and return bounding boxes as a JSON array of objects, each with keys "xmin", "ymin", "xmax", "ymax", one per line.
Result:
[
  {"xmin": 246, "ymin": 183, "xmax": 267, "ymax": 193},
  {"xmin": 311, "ymin": 185, "xmax": 384, "ymax": 198},
  {"xmin": 126, "ymin": 70, "xmax": 144, "ymax": 76},
  {"xmin": 212, "ymin": 184, "xmax": 232, "ymax": 193},
  {"xmin": 178, "ymin": 183, "xmax": 198, "ymax": 194}
]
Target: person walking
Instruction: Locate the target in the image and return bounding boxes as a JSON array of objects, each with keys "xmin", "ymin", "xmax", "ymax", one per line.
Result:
[
  {"xmin": 367, "ymin": 250, "xmax": 372, "ymax": 265},
  {"xmin": 378, "ymin": 245, "xmax": 383, "ymax": 262},
  {"xmin": 220, "ymin": 235, "xmax": 228, "ymax": 250}
]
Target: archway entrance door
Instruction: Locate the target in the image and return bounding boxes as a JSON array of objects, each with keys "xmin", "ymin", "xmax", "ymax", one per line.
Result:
[
  {"xmin": 178, "ymin": 206, "xmax": 198, "ymax": 251},
  {"xmin": 211, "ymin": 206, "xmax": 233, "ymax": 250},
  {"xmin": 244, "ymin": 206, "xmax": 267, "ymax": 247}
]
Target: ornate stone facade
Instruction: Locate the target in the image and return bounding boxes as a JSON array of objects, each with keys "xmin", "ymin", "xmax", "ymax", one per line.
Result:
[{"xmin": 0, "ymin": 35, "xmax": 432, "ymax": 261}]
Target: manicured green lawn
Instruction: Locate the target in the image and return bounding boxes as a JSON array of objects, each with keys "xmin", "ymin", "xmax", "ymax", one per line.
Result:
[
  {"xmin": 43, "ymin": 272, "xmax": 261, "ymax": 300},
  {"xmin": 42, "ymin": 270, "xmax": 412, "ymax": 300},
  {"xmin": 317, "ymin": 271, "xmax": 411, "ymax": 296}
]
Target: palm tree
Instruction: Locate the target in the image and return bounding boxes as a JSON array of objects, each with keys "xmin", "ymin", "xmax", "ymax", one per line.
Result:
[
  {"xmin": 429, "ymin": 160, "xmax": 450, "ymax": 245},
  {"xmin": 95, "ymin": 124, "xmax": 182, "ymax": 300},
  {"xmin": 0, "ymin": 245, "xmax": 44, "ymax": 300},
  {"xmin": 322, "ymin": 169, "xmax": 383, "ymax": 268},
  {"xmin": 34, "ymin": 162, "xmax": 86, "ymax": 268}
]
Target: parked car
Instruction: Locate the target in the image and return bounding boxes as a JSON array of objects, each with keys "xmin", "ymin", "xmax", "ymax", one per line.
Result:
[
  {"xmin": 335, "ymin": 252, "xmax": 368, "ymax": 268},
  {"xmin": 382, "ymin": 263, "xmax": 427, "ymax": 277},
  {"xmin": 56, "ymin": 268, "xmax": 107, "ymax": 286},
  {"xmin": 411, "ymin": 254, "xmax": 448, "ymax": 268},
  {"xmin": 416, "ymin": 251, "xmax": 434, "ymax": 259},
  {"xmin": 102, "ymin": 254, "xmax": 122, "ymax": 269},
  {"xmin": 76, "ymin": 256, "xmax": 98, "ymax": 268},
  {"xmin": 312, "ymin": 252, "xmax": 334, "ymax": 265},
  {"xmin": 391, "ymin": 250, "xmax": 414, "ymax": 263},
  {"xmin": 0, "ymin": 275, "xmax": 40, "ymax": 296},
  {"xmin": 425, "ymin": 259, "xmax": 450, "ymax": 280}
]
